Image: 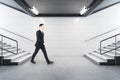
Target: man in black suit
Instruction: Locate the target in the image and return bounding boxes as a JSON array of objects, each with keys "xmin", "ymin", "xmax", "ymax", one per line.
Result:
[{"xmin": 31, "ymin": 24, "xmax": 54, "ymax": 64}]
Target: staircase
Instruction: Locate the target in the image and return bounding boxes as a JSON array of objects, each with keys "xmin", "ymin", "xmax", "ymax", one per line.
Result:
[
  {"xmin": 0, "ymin": 34, "xmax": 32, "ymax": 65},
  {"xmin": 85, "ymin": 33, "xmax": 120, "ymax": 65}
]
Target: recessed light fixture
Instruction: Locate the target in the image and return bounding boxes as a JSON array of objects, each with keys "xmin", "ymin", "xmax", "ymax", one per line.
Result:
[
  {"xmin": 80, "ymin": 6, "xmax": 89, "ymax": 15},
  {"xmin": 30, "ymin": 6, "xmax": 39, "ymax": 15}
]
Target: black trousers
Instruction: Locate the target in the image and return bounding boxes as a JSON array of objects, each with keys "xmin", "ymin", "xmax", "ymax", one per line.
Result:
[{"xmin": 31, "ymin": 45, "xmax": 50, "ymax": 63}]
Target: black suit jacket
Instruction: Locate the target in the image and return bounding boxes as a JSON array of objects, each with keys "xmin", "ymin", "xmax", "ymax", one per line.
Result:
[{"xmin": 35, "ymin": 30, "xmax": 44, "ymax": 47}]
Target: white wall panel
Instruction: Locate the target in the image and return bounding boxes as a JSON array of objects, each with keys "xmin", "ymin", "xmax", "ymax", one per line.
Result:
[{"xmin": 0, "ymin": 3, "xmax": 120, "ymax": 56}]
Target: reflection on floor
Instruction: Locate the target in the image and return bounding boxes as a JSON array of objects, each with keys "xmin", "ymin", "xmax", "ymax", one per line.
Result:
[{"xmin": 0, "ymin": 55, "xmax": 120, "ymax": 80}]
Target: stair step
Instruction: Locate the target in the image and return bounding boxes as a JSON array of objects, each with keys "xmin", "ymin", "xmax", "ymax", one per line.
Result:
[
  {"xmin": 0, "ymin": 49, "xmax": 21, "ymax": 54},
  {"xmin": 3, "ymin": 48, "xmax": 19, "ymax": 52},
  {"xmin": 90, "ymin": 52, "xmax": 114, "ymax": 60},
  {"xmin": 1, "ymin": 48, "xmax": 21, "ymax": 53},
  {"xmin": 103, "ymin": 47, "xmax": 114, "ymax": 49},
  {"xmin": 2, "ymin": 45, "xmax": 11, "ymax": 47},
  {"xmin": 85, "ymin": 53, "xmax": 107, "ymax": 65},
  {"xmin": 0, "ymin": 41, "xmax": 6, "ymax": 43},
  {"xmin": 118, "ymin": 41, "xmax": 120, "ymax": 43},
  {"xmin": 112, "ymin": 41, "xmax": 120, "ymax": 44},
  {"xmin": 101, "ymin": 48, "xmax": 120, "ymax": 54},
  {"xmin": 0, "ymin": 42, "xmax": 6, "ymax": 45},
  {"xmin": 3, "ymin": 53, "xmax": 13, "ymax": 58},
  {"xmin": 5, "ymin": 52, "xmax": 28, "ymax": 61},
  {"xmin": 2, "ymin": 46, "xmax": 15, "ymax": 49},
  {"xmin": 12, "ymin": 54, "xmax": 32, "ymax": 65},
  {"xmin": 100, "ymin": 49, "xmax": 115, "ymax": 54},
  {"xmin": 2, "ymin": 50, "xmax": 25, "ymax": 58},
  {"xmin": 100, "ymin": 47, "xmax": 120, "ymax": 55},
  {"xmin": 94, "ymin": 50, "xmax": 120, "ymax": 57},
  {"xmin": 107, "ymin": 45, "xmax": 120, "ymax": 48},
  {"xmin": 105, "ymin": 53, "xmax": 116, "ymax": 58},
  {"xmin": 4, "ymin": 47, "xmax": 16, "ymax": 49},
  {"xmin": 108, "ymin": 45, "xmax": 115, "ymax": 47},
  {"xmin": 96, "ymin": 48, "xmax": 120, "ymax": 54},
  {"xmin": 112, "ymin": 43, "xmax": 120, "ymax": 45},
  {"xmin": 104, "ymin": 46, "xmax": 120, "ymax": 51}
]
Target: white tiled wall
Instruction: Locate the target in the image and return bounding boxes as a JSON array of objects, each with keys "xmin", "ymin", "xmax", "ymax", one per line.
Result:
[{"xmin": 0, "ymin": 3, "xmax": 120, "ymax": 56}]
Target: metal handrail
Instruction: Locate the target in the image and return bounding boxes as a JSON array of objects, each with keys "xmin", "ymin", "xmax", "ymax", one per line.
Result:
[
  {"xmin": 0, "ymin": 27, "xmax": 34, "ymax": 42},
  {"xmin": 0, "ymin": 34, "xmax": 17, "ymax": 42},
  {"xmin": 100, "ymin": 33, "xmax": 120, "ymax": 55},
  {"xmin": 100, "ymin": 46, "xmax": 120, "ymax": 54},
  {"xmin": 100, "ymin": 33, "xmax": 120, "ymax": 43},
  {"xmin": 0, "ymin": 47, "xmax": 18, "ymax": 55},
  {"xmin": 0, "ymin": 34, "xmax": 18, "ymax": 55}
]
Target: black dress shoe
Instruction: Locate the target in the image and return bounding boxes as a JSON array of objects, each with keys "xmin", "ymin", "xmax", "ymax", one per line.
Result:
[
  {"xmin": 47, "ymin": 61, "xmax": 54, "ymax": 64},
  {"xmin": 31, "ymin": 60, "xmax": 36, "ymax": 64}
]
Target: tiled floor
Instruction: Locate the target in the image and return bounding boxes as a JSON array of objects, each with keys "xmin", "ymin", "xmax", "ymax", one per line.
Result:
[{"xmin": 0, "ymin": 55, "xmax": 120, "ymax": 80}]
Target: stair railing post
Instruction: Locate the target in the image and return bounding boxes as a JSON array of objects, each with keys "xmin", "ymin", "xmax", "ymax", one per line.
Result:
[
  {"xmin": 115, "ymin": 36, "xmax": 117, "ymax": 65},
  {"xmin": 1, "ymin": 35, "xmax": 3, "ymax": 65},
  {"xmin": 100, "ymin": 41, "xmax": 102, "ymax": 54},
  {"xmin": 16, "ymin": 41, "xmax": 18, "ymax": 54}
]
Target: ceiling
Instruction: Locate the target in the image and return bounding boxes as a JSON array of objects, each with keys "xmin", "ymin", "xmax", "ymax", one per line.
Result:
[
  {"xmin": 91, "ymin": 0, "xmax": 120, "ymax": 14},
  {"xmin": 24, "ymin": 0, "xmax": 93, "ymax": 14},
  {"xmin": 1, "ymin": 0, "xmax": 120, "ymax": 17},
  {"xmin": 0, "ymin": 0, "xmax": 27, "ymax": 14},
  {"xmin": 14, "ymin": 0, "xmax": 103, "ymax": 17}
]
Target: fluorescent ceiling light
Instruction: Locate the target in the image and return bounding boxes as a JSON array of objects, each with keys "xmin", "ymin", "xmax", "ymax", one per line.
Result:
[
  {"xmin": 30, "ymin": 6, "xmax": 39, "ymax": 15},
  {"xmin": 80, "ymin": 6, "xmax": 89, "ymax": 15}
]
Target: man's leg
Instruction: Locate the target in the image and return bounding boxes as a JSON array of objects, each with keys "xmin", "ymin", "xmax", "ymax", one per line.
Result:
[
  {"xmin": 41, "ymin": 45, "xmax": 54, "ymax": 64},
  {"xmin": 31, "ymin": 47, "xmax": 40, "ymax": 63}
]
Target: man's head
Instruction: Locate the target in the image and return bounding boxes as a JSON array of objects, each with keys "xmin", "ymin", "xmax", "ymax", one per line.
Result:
[{"xmin": 39, "ymin": 24, "xmax": 44, "ymax": 31}]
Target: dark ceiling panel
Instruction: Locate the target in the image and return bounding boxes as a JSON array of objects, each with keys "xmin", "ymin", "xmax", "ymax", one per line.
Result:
[
  {"xmin": 91, "ymin": 0, "xmax": 120, "ymax": 14},
  {"xmin": 1, "ymin": 0, "xmax": 118, "ymax": 17},
  {"xmin": 24, "ymin": 0, "xmax": 93, "ymax": 14},
  {"xmin": 0, "ymin": 0, "xmax": 27, "ymax": 14},
  {"xmin": 14, "ymin": 0, "xmax": 103, "ymax": 17}
]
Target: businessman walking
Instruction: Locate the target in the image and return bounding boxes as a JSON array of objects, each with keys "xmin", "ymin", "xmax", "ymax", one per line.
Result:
[{"xmin": 31, "ymin": 24, "xmax": 54, "ymax": 64}]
